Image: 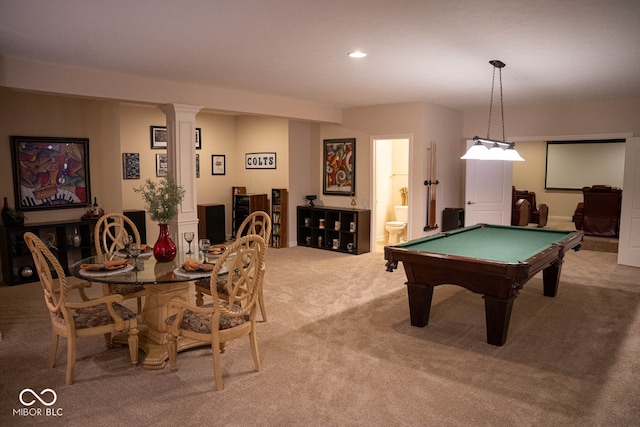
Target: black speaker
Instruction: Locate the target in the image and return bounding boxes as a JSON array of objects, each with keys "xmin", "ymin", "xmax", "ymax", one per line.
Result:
[
  {"xmin": 123, "ymin": 210, "xmax": 147, "ymax": 244},
  {"xmin": 442, "ymin": 208, "xmax": 464, "ymax": 232},
  {"xmin": 198, "ymin": 204, "xmax": 226, "ymax": 244}
]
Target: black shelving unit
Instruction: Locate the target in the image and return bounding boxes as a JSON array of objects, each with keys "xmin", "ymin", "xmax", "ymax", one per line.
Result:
[
  {"xmin": 1, "ymin": 219, "xmax": 97, "ymax": 285},
  {"xmin": 296, "ymin": 206, "xmax": 370, "ymax": 254}
]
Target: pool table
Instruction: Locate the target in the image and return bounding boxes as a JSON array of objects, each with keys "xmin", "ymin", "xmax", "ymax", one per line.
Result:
[{"xmin": 384, "ymin": 224, "xmax": 583, "ymax": 346}]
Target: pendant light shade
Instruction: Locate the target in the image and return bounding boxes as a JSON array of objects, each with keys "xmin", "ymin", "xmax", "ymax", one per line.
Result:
[{"xmin": 461, "ymin": 60, "xmax": 524, "ymax": 162}]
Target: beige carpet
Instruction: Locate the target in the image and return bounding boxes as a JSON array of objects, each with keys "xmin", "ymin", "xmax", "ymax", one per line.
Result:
[{"xmin": 1, "ymin": 245, "xmax": 639, "ymax": 426}]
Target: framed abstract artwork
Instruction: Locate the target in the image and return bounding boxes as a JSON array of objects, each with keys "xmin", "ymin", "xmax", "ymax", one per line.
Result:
[
  {"xmin": 10, "ymin": 136, "xmax": 92, "ymax": 211},
  {"xmin": 323, "ymin": 138, "xmax": 355, "ymax": 196}
]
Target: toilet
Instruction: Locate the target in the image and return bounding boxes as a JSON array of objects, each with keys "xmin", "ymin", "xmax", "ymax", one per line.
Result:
[{"xmin": 385, "ymin": 205, "xmax": 408, "ymax": 245}]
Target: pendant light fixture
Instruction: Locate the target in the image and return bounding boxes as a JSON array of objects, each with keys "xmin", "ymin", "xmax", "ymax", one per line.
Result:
[{"xmin": 461, "ymin": 60, "xmax": 524, "ymax": 161}]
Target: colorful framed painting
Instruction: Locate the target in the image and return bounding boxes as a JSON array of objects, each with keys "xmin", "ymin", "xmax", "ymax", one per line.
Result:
[
  {"xmin": 323, "ymin": 138, "xmax": 355, "ymax": 196},
  {"xmin": 10, "ymin": 136, "xmax": 92, "ymax": 211}
]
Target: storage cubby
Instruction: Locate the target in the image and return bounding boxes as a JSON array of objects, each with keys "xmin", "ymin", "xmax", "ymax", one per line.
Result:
[
  {"xmin": 297, "ymin": 206, "xmax": 370, "ymax": 254},
  {"xmin": 1, "ymin": 219, "xmax": 97, "ymax": 285}
]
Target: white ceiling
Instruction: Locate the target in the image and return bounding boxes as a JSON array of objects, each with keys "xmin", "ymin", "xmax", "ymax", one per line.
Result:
[{"xmin": 1, "ymin": 0, "xmax": 640, "ymax": 112}]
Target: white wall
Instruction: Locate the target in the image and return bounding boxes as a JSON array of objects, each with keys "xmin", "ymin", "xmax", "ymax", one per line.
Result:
[{"xmin": 464, "ymin": 98, "xmax": 640, "ymax": 218}]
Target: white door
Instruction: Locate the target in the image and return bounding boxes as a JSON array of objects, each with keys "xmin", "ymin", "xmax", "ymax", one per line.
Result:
[
  {"xmin": 617, "ymin": 137, "xmax": 640, "ymax": 267},
  {"xmin": 464, "ymin": 140, "xmax": 513, "ymax": 226}
]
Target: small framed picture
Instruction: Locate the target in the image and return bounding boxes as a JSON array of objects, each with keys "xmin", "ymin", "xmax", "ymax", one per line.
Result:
[
  {"xmin": 151, "ymin": 126, "xmax": 202, "ymax": 149},
  {"xmin": 122, "ymin": 153, "xmax": 140, "ymax": 179},
  {"xmin": 195, "ymin": 128, "xmax": 202, "ymax": 150},
  {"xmin": 156, "ymin": 153, "xmax": 168, "ymax": 177},
  {"xmin": 150, "ymin": 126, "xmax": 167, "ymax": 149},
  {"xmin": 196, "ymin": 154, "xmax": 200, "ymax": 178},
  {"xmin": 212, "ymin": 155, "xmax": 226, "ymax": 175}
]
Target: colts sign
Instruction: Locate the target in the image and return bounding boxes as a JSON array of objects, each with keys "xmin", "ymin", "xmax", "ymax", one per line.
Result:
[{"xmin": 245, "ymin": 152, "xmax": 277, "ymax": 169}]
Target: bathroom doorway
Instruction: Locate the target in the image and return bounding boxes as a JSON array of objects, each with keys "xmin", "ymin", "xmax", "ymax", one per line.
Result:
[{"xmin": 372, "ymin": 136, "xmax": 411, "ymax": 253}]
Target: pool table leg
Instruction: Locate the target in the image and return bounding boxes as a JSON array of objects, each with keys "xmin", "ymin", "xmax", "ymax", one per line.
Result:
[
  {"xmin": 406, "ymin": 283, "xmax": 434, "ymax": 327},
  {"xmin": 483, "ymin": 295, "xmax": 516, "ymax": 346},
  {"xmin": 542, "ymin": 259, "xmax": 563, "ymax": 297}
]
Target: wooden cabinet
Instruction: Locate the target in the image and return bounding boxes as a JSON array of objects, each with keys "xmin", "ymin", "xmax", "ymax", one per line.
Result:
[
  {"xmin": 197, "ymin": 204, "xmax": 226, "ymax": 244},
  {"xmin": 1, "ymin": 219, "xmax": 97, "ymax": 285},
  {"xmin": 232, "ymin": 193, "xmax": 269, "ymax": 237},
  {"xmin": 297, "ymin": 206, "xmax": 370, "ymax": 254},
  {"xmin": 271, "ymin": 189, "xmax": 287, "ymax": 248}
]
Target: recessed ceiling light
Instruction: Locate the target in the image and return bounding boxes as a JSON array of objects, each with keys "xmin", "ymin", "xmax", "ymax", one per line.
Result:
[{"xmin": 348, "ymin": 51, "xmax": 367, "ymax": 58}]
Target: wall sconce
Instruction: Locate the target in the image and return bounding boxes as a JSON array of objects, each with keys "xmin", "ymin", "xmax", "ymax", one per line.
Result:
[{"xmin": 461, "ymin": 60, "xmax": 524, "ymax": 162}]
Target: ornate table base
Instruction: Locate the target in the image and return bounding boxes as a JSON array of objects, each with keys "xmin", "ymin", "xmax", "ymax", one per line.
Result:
[{"xmin": 113, "ymin": 281, "xmax": 208, "ymax": 370}]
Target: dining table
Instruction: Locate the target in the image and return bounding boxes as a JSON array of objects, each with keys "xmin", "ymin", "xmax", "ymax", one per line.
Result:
[{"xmin": 71, "ymin": 250, "xmax": 223, "ymax": 370}]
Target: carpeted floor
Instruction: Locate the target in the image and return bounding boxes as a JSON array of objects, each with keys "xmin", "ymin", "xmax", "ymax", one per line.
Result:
[{"xmin": 1, "ymin": 242, "xmax": 639, "ymax": 426}]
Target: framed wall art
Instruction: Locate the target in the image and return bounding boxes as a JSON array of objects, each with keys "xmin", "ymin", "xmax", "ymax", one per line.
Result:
[
  {"xmin": 323, "ymin": 138, "xmax": 355, "ymax": 196},
  {"xmin": 212, "ymin": 155, "xmax": 226, "ymax": 175},
  {"xmin": 196, "ymin": 128, "xmax": 202, "ymax": 150},
  {"xmin": 10, "ymin": 136, "xmax": 92, "ymax": 211},
  {"xmin": 156, "ymin": 153, "xmax": 168, "ymax": 177},
  {"xmin": 150, "ymin": 126, "xmax": 167, "ymax": 149},
  {"xmin": 151, "ymin": 126, "xmax": 202, "ymax": 149},
  {"xmin": 196, "ymin": 154, "xmax": 200, "ymax": 178},
  {"xmin": 122, "ymin": 153, "xmax": 140, "ymax": 179}
]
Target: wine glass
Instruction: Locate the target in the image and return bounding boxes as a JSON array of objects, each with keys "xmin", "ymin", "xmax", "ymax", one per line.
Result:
[
  {"xmin": 184, "ymin": 232, "xmax": 195, "ymax": 255},
  {"xmin": 121, "ymin": 234, "xmax": 134, "ymax": 253},
  {"xmin": 198, "ymin": 238, "xmax": 210, "ymax": 261},
  {"xmin": 128, "ymin": 243, "xmax": 142, "ymax": 271}
]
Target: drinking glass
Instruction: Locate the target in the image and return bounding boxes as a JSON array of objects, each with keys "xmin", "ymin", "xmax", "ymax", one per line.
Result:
[
  {"xmin": 184, "ymin": 232, "xmax": 195, "ymax": 254},
  {"xmin": 128, "ymin": 243, "xmax": 142, "ymax": 271},
  {"xmin": 198, "ymin": 238, "xmax": 211, "ymax": 260},
  {"xmin": 121, "ymin": 234, "xmax": 134, "ymax": 252}
]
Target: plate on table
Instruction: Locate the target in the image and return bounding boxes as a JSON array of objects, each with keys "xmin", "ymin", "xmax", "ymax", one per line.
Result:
[
  {"xmin": 116, "ymin": 249, "xmax": 153, "ymax": 258},
  {"xmin": 173, "ymin": 267, "xmax": 213, "ymax": 279},
  {"xmin": 79, "ymin": 264, "xmax": 135, "ymax": 277}
]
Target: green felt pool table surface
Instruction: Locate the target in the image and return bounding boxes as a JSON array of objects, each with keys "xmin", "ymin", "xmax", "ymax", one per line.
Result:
[{"xmin": 395, "ymin": 224, "xmax": 576, "ymax": 264}]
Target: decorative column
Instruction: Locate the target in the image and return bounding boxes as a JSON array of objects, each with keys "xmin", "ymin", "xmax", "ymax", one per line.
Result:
[{"xmin": 159, "ymin": 103, "xmax": 203, "ymax": 254}]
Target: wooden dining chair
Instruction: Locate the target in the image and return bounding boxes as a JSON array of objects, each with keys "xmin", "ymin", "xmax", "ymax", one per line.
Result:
[
  {"xmin": 195, "ymin": 211, "xmax": 271, "ymax": 321},
  {"xmin": 166, "ymin": 234, "xmax": 267, "ymax": 390},
  {"xmin": 95, "ymin": 213, "xmax": 146, "ymax": 313},
  {"xmin": 23, "ymin": 232, "xmax": 138, "ymax": 385}
]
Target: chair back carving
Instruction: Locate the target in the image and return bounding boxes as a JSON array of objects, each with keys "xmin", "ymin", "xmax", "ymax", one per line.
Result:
[
  {"xmin": 95, "ymin": 213, "xmax": 141, "ymax": 255},
  {"xmin": 236, "ymin": 211, "xmax": 272, "ymax": 245},
  {"xmin": 23, "ymin": 232, "xmax": 67, "ymax": 317},
  {"xmin": 210, "ymin": 234, "xmax": 267, "ymax": 317}
]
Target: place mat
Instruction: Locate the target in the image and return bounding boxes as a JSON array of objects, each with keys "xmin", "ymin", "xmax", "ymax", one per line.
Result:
[{"xmin": 78, "ymin": 264, "xmax": 135, "ymax": 277}]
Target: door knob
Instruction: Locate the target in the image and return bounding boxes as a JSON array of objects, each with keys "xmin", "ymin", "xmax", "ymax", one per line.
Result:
[{"xmin": 467, "ymin": 201, "xmax": 475, "ymax": 205}]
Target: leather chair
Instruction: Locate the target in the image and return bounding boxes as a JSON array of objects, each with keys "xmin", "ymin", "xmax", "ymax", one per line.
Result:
[
  {"xmin": 514, "ymin": 188, "xmax": 549, "ymax": 227},
  {"xmin": 511, "ymin": 187, "xmax": 531, "ymax": 226},
  {"xmin": 574, "ymin": 185, "xmax": 622, "ymax": 237}
]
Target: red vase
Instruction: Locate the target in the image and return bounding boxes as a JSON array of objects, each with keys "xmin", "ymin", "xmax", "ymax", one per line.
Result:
[{"xmin": 153, "ymin": 223, "xmax": 177, "ymax": 262}]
